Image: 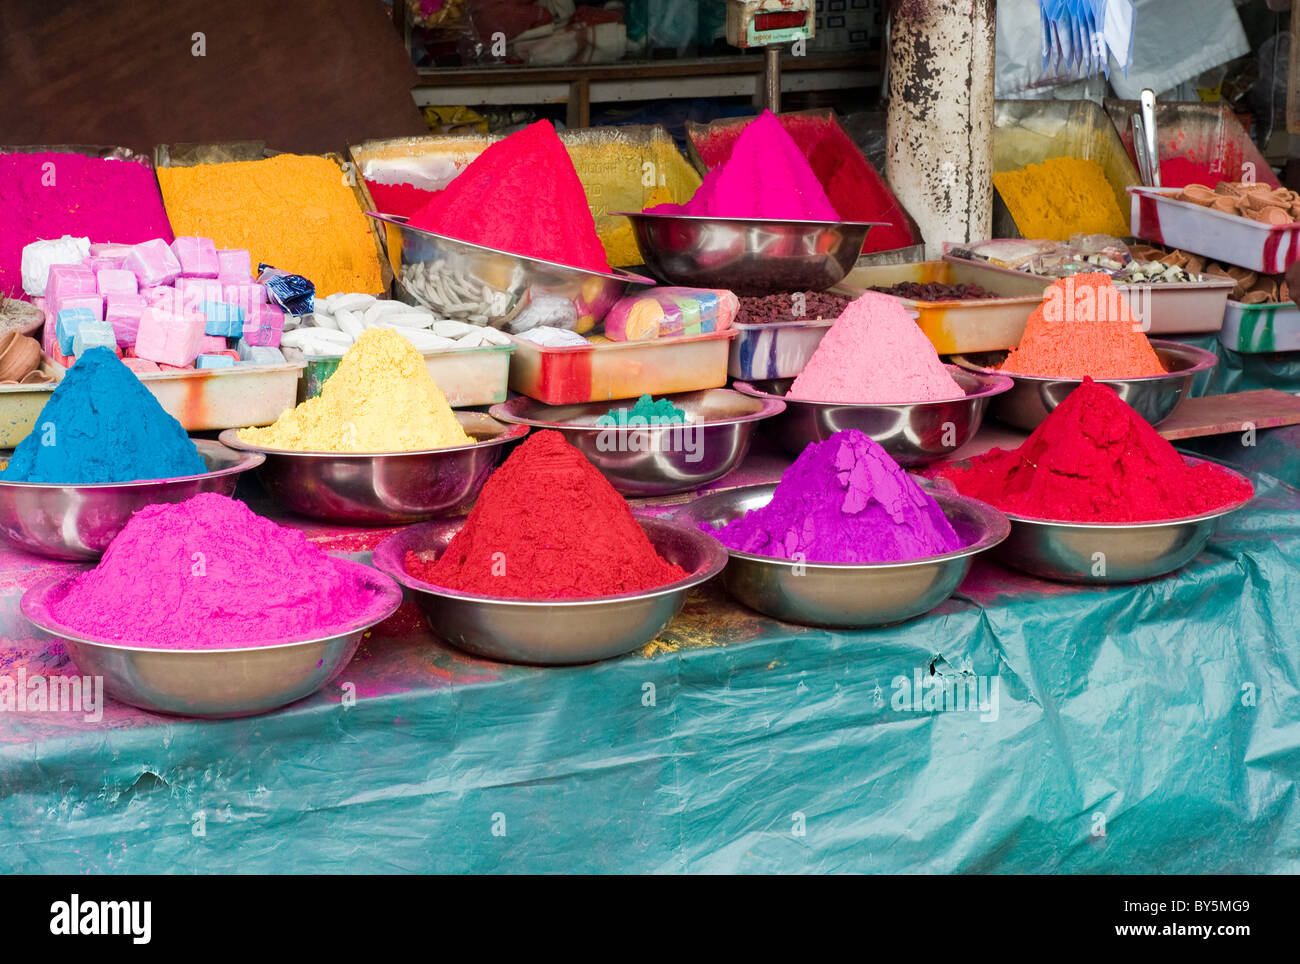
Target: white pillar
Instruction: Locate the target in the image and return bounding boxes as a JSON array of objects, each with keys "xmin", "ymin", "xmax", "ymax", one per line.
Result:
[{"xmin": 886, "ymin": 0, "xmax": 996, "ymax": 246}]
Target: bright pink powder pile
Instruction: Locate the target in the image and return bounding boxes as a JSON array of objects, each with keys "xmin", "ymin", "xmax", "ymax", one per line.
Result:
[
  {"xmin": 789, "ymin": 291, "xmax": 965, "ymax": 403},
  {"xmin": 0, "ymin": 152, "xmax": 174, "ymax": 300},
  {"xmin": 49, "ymin": 493, "xmax": 391, "ymax": 650},
  {"xmin": 648, "ymin": 110, "xmax": 840, "ymax": 221}
]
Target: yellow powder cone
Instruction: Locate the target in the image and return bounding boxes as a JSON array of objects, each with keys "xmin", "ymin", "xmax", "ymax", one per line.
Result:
[{"xmin": 239, "ymin": 328, "xmax": 473, "ymax": 452}]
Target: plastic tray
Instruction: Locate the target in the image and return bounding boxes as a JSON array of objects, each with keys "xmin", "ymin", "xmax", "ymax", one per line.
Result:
[
  {"xmin": 837, "ymin": 260, "xmax": 1046, "ymax": 353},
  {"xmin": 1129, "ymin": 186, "xmax": 1300, "ymax": 275},
  {"xmin": 508, "ymin": 330, "xmax": 733, "ymax": 405},
  {"xmin": 941, "ymin": 251, "xmax": 1234, "ymax": 335},
  {"xmin": 1219, "ymin": 300, "xmax": 1300, "ymax": 354},
  {"xmin": 293, "ymin": 343, "xmax": 514, "ymax": 407},
  {"xmin": 0, "ymin": 360, "xmax": 305, "ymax": 447},
  {"xmin": 993, "ymin": 99, "xmax": 1141, "ymax": 239},
  {"xmin": 728, "ymin": 319, "xmax": 832, "ymax": 380}
]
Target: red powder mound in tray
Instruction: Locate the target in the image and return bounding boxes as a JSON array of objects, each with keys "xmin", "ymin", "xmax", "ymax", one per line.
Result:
[
  {"xmin": 365, "ymin": 179, "xmax": 437, "ymax": 218},
  {"xmin": 933, "ymin": 378, "xmax": 1253, "ymax": 523},
  {"xmin": 406, "ymin": 430, "xmax": 686, "ymax": 599},
  {"xmin": 693, "ymin": 113, "xmax": 916, "ymax": 253},
  {"xmin": 406, "ymin": 120, "xmax": 611, "ymax": 273}
]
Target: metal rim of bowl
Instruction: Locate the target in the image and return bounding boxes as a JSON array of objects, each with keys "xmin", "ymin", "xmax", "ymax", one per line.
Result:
[
  {"xmin": 0, "ymin": 439, "xmax": 264, "ymax": 490},
  {"xmin": 488, "ymin": 389, "xmax": 787, "ymax": 433},
  {"xmin": 943, "ymin": 456, "xmax": 1255, "ymax": 528},
  {"xmin": 216, "ymin": 416, "xmax": 529, "ymax": 459},
  {"xmin": 367, "ymin": 212, "xmax": 656, "ymax": 285},
  {"xmin": 20, "ymin": 559, "xmax": 404, "ymax": 654},
  {"xmin": 949, "ymin": 339, "xmax": 1220, "ymax": 384},
  {"xmin": 372, "ymin": 515, "xmax": 728, "ymax": 607},
  {"xmin": 615, "ymin": 211, "xmax": 887, "ymax": 229},
  {"xmin": 731, "ymin": 365, "xmax": 1015, "ymax": 409},
  {"xmin": 681, "ymin": 484, "xmax": 1010, "ymax": 571}
]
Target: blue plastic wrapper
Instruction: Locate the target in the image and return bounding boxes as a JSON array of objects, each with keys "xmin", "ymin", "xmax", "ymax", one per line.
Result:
[{"xmin": 257, "ymin": 264, "xmax": 315, "ymax": 317}]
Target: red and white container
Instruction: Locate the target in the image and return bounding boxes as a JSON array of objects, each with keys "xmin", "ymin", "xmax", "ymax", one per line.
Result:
[{"xmin": 1129, "ymin": 186, "xmax": 1300, "ymax": 274}]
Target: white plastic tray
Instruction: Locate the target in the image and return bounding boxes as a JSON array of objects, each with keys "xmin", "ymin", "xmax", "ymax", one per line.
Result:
[{"xmin": 1129, "ymin": 186, "xmax": 1300, "ymax": 274}]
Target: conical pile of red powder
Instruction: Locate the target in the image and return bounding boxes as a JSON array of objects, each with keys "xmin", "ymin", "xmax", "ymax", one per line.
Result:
[
  {"xmin": 933, "ymin": 378, "xmax": 1252, "ymax": 523},
  {"xmin": 999, "ymin": 273, "xmax": 1166, "ymax": 379},
  {"xmin": 406, "ymin": 120, "xmax": 611, "ymax": 274},
  {"xmin": 406, "ymin": 430, "xmax": 686, "ymax": 599}
]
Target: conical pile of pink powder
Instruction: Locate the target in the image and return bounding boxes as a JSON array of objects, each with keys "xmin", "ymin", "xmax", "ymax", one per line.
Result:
[
  {"xmin": 647, "ymin": 110, "xmax": 839, "ymax": 221},
  {"xmin": 789, "ymin": 291, "xmax": 965, "ymax": 403}
]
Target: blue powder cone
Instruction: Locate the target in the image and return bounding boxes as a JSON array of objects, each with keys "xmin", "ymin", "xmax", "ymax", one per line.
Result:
[{"xmin": 1, "ymin": 348, "xmax": 205, "ymax": 483}]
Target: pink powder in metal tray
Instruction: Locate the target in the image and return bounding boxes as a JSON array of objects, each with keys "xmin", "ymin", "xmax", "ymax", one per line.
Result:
[{"xmin": 41, "ymin": 493, "xmax": 398, "ymax": 650}]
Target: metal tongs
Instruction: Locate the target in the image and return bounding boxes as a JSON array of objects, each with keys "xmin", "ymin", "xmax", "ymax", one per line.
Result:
[{"xmin": 1131, "ymin": 88, "xmax": 1161, "ymax": 187}]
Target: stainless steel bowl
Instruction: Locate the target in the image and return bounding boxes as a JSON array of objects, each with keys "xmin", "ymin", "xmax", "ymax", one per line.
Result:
[
  {"xmin": 673, "ymin": 483, "xmax": 1010, "ymax": 628},
  {"xmin": 618, "ymin": 212, "xmax": 881, "ymax": 295},
  {"xmin": 949, "ymin": 340, "xmax": 1218, "ymax": 431},
  {"xmin": 488, "ymin": 388, "xmax": 785, "ymax": 497},
  {"xmin": 21, "ymin": 560, "xmax": 402, "ymax": 718},
  {"xmin": 989, "ymin": 462, "xmax": 1253, "ymax": 583},
  {"xmin": 0, "ymin": 440, "xmax": 264, "ymax": 561},
  {"xmin": 219, "ymin": 413, "xmax": 528, "ymax": 525},
  {"xmin": 371, "ymin": 516, "xmax": 727, "ymax": 665},
  {"xmin": 732, "ymin": 367, "xmax": 1013, "ymax": 466},
  {"xmin": 368, "ymin": 213, "xmax": 654, "ymax": 333}
]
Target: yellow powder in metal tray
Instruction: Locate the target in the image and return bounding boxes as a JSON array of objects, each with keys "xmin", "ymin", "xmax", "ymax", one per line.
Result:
[
  {"xmin": 157, "ymin": 154, "xmax": 385, "ymax": 296},
  {"xmin": 239, "ymin": 328, "xmax": 472, "ymax": 452},
  {"xmin": 992, "ymin": 156, "xmax": 1129, "ymax": 241}
]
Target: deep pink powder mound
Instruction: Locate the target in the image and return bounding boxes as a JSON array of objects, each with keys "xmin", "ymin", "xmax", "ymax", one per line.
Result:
[
  {"xmin": 647, "ymin": 110, "xmax": 840, "ymax": 221},
  {"xmin": 49, "ymin": 493, "xmax": 390, "ymax": 649},
  {"xmin": 0, "ymin": 152, "xmax": 174, "ymax": 300}
]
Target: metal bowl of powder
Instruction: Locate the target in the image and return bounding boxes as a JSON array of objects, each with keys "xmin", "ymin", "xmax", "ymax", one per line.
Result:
[
  {"xmin": 371, "ymin": 516, "xmax": 727, "ymax": 665},
  {"xmin": 0, "ymin": 440, "xmax": 264, "ymax": 561},
  {"xmin": 488, "ymin": 388, "xmax": 785, "ymax": 497},
  {"xmin": 949, "ymin": 340, "xmax": 1219, "ymax": 431},
  {"xmin": 20, "ymin": 559, "xmax": 403, "ymax": 718},
  {"xmin": 986, "ymin": 461, "xmax": 1254, "ymax": 584},
  {"xmin": 619, "ymin": 212, "xmax": 881, "ymax": 296},
  {"xmin": 672, "ymin": 483, "xmax": 1010, "ymax": 628},
  {"xmin": 219, "ymin": 413, "xmax": 529, "ymax": 525},
  {"xmin": 369, "ymin": 213, "xmax": 654, "ymax": 333},
  {"xmin": 733, "ymin": 366, "xmax": 1013, "ymax": 467}
]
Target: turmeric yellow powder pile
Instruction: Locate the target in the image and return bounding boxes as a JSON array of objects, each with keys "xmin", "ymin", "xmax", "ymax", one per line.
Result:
[
  {"xmin": 239, "ymin": 328, "xmax": 472, "ymax": 452},
  {"xmin": 993, "ymin": 156, "xmax": 1129, "ymax": 240},
  {"xmin": 157, "ymin": 155, "xmax": 384, "ymax": 296}
]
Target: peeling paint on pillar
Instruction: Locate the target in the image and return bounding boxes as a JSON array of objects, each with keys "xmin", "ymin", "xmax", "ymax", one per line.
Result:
[{"xmin": 886, "ymin": 0, "xmax": 995, "ymax": 246}]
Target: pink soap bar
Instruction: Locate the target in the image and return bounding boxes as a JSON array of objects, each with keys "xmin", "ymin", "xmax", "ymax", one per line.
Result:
[
  {"xmin": 242, "ymin": 303, "xmax": 286, "ymax": 347},
  {"xmin": 121, "ymin": 357, "xmax": 162, "ymax": 373},
  {"xmin": 199, "ymin": 334, "xmax": 228, "ymax": 354},
  {"xmin": 217, "ymin": 248, "xmax": 253, "ymax": 283},
  {"xmin": 171, "ymin": 236, "xmax": 220, "ymax": 279},
  {"xmin": 89, "ymin": 243, "xmax": 136, "ymax": 260},
  {"xmin": 134, "ymin": 306, "xmax": 207, "ymax": 367},
  {"xmin": 106, "ymin": 293, "xmax": 149, "ymax": 346},
  {"xmin": 124, "ymin": 239, "xmax": 182, "ymax": 287},
  {"xmin": 176, "ymin": 277, "xmax": 223, "ymax": 314},
  {"xmin": 48, "ymin": 341, "xmax": 75, "ymax": 370},
  {"xmin": 96, "ymin": 268, "xmax": 139, "ymax": 296},
  {"xmin": 84, "ymin": 257, "xmax": 124, "ymax": 273},
  {"xmin": 51, "ymin": 293, "xmax": 104, "ymax": 322},
  {"xmin": 46, "ymin": 264, "xmax": 97, "ymax": 307},
  {"xmin": 141, "ymin": 285, "xmax": 177, "ymax": 310},
  {"xmin": 158, "ymin": 363, "xmax": 193, "ymax": 371}
]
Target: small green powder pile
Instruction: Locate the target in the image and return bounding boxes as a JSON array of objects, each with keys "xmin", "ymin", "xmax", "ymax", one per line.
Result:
[{"xmin": 601, "ymin": 394, "xmax": 687, "ymax": 426}]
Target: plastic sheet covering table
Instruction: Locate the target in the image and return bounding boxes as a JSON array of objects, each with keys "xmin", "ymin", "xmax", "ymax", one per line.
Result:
[{"xmin": 0, "ymin": 440, "xmax": 1297, "ymax": 874}]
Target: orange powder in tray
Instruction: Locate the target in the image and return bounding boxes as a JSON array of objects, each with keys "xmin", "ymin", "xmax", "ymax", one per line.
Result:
[{"xmin": 999, "ymin": 273, "xmax": 1166, "ymax": 379}]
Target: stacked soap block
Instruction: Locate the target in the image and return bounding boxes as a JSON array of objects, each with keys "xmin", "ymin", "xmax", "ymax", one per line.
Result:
[{"xmin": 38, "ymin": 236, "xmax": 286, "ymax": 373}]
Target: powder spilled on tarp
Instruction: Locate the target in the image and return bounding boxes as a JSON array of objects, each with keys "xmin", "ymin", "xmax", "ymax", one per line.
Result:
[
  {"xmin": 406, "ymin": 429, "xmax": 686, "ymax": 599},
  {"xmin": 239, "ymin": 328, "xmax": 472, "ymax": 452},
  {"xmin": 49, "ymin": 493, "xmax": 392, "ymax": 649},
  {"xmin": 1, "ymin": 347, "xmax": 204, "ymax": 483},
  {"xmin": 789, "ymin": 291, "xmax": 964, "ymax": 403},
  {"xmin": 998, "ymin": 273, "xmax": 1166, "ymax": 379},
  {"xmin": 407, "ymin": 120, "xmax": 611, "ymax": 274},
  {"xmin": 705, "ymin": 429, "xmax": 962, "ymax": 563},
  {"xmin": 648, "ymin": 110, "xmax": 839, "ymax": 221},
  {"xmin": 931, "ymin": 377, "xmax": 1253, "ymax": 522}
]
